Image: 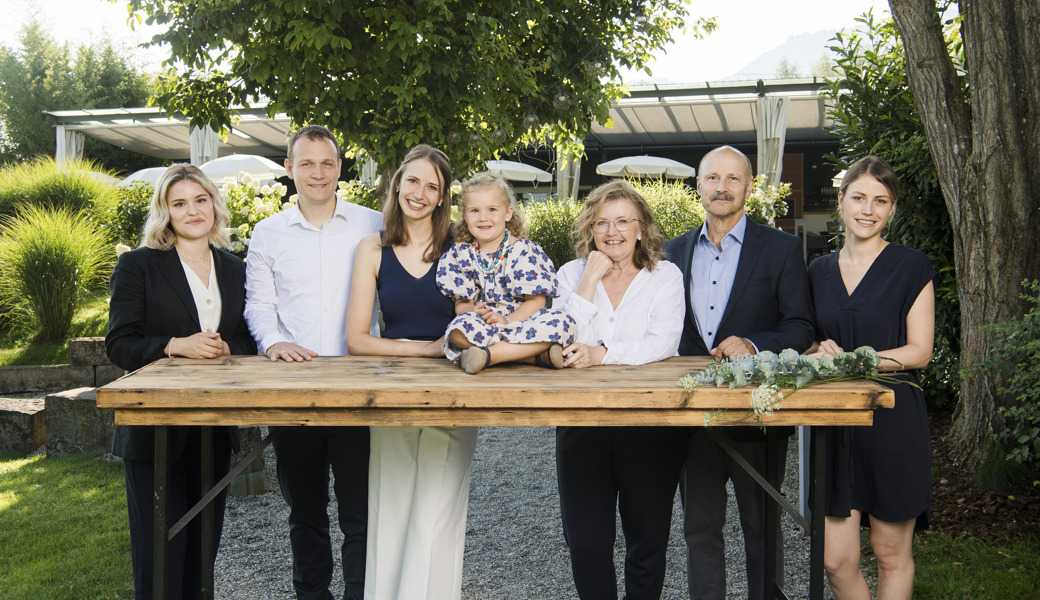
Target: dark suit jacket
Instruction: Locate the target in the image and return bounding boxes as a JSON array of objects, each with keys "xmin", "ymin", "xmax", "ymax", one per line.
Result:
[
  {"xmin": 106, "ymin": 246, "xmax": 257, "ymax": 462},
  {"xmin": 664, "ymin": 218, "xmax": 814, "ymax": 440}
]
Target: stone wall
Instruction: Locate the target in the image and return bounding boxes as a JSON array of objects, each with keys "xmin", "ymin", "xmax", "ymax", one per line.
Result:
[
  {"xmin": 0, "ymin": 337, "xmax": 265, "ymax": 495},
  {"xmin": 0, "ymin": 338, "xmax": 124, "ymax": 395}
]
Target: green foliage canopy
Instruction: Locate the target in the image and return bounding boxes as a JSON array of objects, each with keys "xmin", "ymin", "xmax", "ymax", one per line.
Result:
[
  {"xmin": 0, "ymin": 19, "xmax": 154, "ymax": 171},
  {"xmin": 128, "ymin": 0, "xmax": 712, "ymax": 172}
]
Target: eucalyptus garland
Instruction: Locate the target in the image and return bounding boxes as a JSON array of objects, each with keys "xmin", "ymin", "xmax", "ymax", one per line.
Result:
[{"xmin": 677, "ymin": 346, "xmax": 911, "ymax": 426}]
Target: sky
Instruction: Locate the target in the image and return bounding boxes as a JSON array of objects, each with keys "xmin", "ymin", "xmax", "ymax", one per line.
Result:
[{"xmin": 3, "ymin": 0, "xmax": 893, "ymax": 84}]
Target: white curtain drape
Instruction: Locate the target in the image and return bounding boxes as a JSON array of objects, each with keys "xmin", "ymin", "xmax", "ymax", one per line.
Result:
[
  {"xmin": 55, "ymin": 126, "xmax": 85, "ymax": 165},
  {"xmin": 358, "ymin": 154, "xmax": 379, "ymax": 186},
  {"xmin": 557, "ymin": 152, "xmax": 582, "ymax": 200},
  {"xmin": 756, "ymin": 96, "xmax": 790, "ymax": 188},
  {"xmin": 190, "ymin": 126, "xmax": 220, "ymax": 165}
]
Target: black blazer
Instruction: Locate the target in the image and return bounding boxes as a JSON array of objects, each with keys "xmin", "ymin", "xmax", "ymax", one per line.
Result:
[
  {"xmin": 664, "ymin": 219, "xmax": 814, "ymax": 440},
  {"xmin": 106, "ymin": 246, "xmax": 257, "ymax": 462}
]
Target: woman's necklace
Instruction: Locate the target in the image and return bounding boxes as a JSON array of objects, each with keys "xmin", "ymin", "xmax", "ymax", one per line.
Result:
[{"xmin": 473, "ymin": 230, "xmax": 510, "ymax": 273}]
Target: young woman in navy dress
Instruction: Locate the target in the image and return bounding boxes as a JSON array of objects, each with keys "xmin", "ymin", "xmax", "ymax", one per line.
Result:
[
  {"xmin": 345, "ymin": 145, "xmax": 477, "ymax": 600},
  {"xmin": 808, "ymin": 156, "xmax": 936, "ymax": 599}
]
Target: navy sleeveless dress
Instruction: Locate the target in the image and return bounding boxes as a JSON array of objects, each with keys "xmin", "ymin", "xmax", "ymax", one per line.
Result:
[
  {"xmin": 377, "ymin": 244, "xmax": 455, "ymax": 340},
  {"xmin": 809, "ymin": 243, "xmax": 936, "ymax": 530}
]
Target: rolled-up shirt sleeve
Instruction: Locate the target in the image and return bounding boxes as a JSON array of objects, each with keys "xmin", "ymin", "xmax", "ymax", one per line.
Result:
[{"xmin": 557, "ymin": 259, "xmax": 686, "ymax": 366}]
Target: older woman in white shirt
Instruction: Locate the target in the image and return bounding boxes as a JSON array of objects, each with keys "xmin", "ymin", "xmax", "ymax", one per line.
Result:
[{"xmin": 555, "ymin": 180, "xmax": 686, "ymax": 600}]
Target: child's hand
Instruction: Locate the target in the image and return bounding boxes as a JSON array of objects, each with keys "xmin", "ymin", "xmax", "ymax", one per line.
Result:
[{"xmin": 475, "ymin": 301, "xmax": 507, "ymax": 325}]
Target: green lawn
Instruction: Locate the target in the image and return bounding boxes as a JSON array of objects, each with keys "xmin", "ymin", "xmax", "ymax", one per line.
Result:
[
  {"xmin": 913, "ymin": 530, "xmax": 1040, "ymax": 598},
  {"xmin": 0, "ymin": 452, "xmax": 133, "ymax": 599},
  {"xmin": 0, "ymin": 290, "xmax": 109, "ymax": 366}
]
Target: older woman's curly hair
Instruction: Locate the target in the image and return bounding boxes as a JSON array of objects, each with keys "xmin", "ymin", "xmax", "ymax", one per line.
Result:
[
  {"xmin": 573, "ymin": 180, "xmax": 664, "ymax": 271},
  {"xmin": 454, "ymin": 171, "xmax": 528, "ymax": 243}
]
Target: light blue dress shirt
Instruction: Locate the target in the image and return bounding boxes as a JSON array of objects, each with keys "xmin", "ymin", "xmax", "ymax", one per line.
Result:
[{"xmin": 690, "ymin": 214, "xmax": 748, "ymax": 351}]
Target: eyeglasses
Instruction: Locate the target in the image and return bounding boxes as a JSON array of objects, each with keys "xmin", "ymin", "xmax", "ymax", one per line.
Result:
[{"xmin": 592, "ymin": 217, "xmax": 640, "ymax": 233}]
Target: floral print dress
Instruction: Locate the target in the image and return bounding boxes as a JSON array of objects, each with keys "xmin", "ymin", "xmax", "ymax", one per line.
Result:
[{"xmin": 436, "ymin": 238, "xmax": 576, "ymax": 363}]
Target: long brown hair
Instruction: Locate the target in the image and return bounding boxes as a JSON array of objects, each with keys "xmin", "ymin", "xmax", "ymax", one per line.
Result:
[
  {"xmin": 573, "ymin": 180, "xmax": 664, "ymax": 271},
  {"xmin": 381, "ymin": 144, "xmax": 453, "ymax": 262}
]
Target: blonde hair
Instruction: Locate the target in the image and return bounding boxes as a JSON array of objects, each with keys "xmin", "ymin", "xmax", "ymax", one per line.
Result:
[
  {"xmin": 382, "ymin": 144, "xmax": 454, "ymax": 262},
  {"xmin": 141, "ymin": 164, "xmax": 230, "ymax": 250},
  {"xmin": 573, "ymin": 180, "xmax": 664, "ymax": 271},
  {"xmin": 454, "ymin": 172, "xmax": 527, "ymax": 243}
]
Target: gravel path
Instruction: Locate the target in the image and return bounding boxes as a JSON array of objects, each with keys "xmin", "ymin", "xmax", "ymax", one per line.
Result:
[{"xmin": 215, "ymin": 427, "xmax": 819, "ymax": 599}]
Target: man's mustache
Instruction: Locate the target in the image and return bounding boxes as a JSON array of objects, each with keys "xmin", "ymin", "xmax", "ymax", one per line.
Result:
[{"xmin": 710, "ymin": 192, "xmax": 735, "ymax": 201}]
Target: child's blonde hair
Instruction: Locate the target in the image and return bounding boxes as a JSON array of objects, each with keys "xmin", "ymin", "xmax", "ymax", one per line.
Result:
[{"xmin": 454, "ymin": 171, "xmax": 528, "ymax": 242}]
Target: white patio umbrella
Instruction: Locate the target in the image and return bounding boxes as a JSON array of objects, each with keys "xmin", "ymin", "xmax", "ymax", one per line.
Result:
[
  {"xmin": 120, "ymin": 167, "xmax": 167, "ymax": 187},
  {"xmin": 200, "ymin": 154, "xmax": 287, "ymax": 183},
  {"xmin": 80, "ymin": 170, "xmax": 120, "ymax": 186},
  {"xmin": 486, "ymin": 159, "xmax": 552, "ymax": 183},
  {"xmin": 596, "ymin": 155, "xmax": 696, "ymax": 179}
]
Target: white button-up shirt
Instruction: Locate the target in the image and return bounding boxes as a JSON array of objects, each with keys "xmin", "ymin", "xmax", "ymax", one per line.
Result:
[
  {"xmin": 556, "ymin": 258, "xmax": 685, "ymax": 365},
  {"xmin": 244, "ymin": 199, "xmax": 383, "ymax": 356},
  {"xmin": 181, "ymin": 253, "xmax": 222, "ymax": 333}
]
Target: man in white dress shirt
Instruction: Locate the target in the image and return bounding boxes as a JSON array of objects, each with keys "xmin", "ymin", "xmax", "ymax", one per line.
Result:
[{"xmin": 244, "ymin": 125, "xmax": 383, "ymax": 600}]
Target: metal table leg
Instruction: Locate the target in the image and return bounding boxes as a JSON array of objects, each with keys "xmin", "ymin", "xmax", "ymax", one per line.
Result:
[
  {"xmin": 809, "ymin": 426, "xmax": 828, "ymax": 600},
  {"xmin": 153, "ymin": 426, "xmax": 169, "ymax": 600},
  {"xmin": 200, "ymin": 427, "xmax": 215, "ymax": 600}
]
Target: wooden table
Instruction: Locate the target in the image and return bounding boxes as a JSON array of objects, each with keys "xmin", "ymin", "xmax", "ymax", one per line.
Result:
[{"xmin": 97, "ymin": 355, "xmax": 894, "ymax": 600}]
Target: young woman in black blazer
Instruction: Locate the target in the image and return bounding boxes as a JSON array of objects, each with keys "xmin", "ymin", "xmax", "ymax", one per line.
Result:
[{"xmin": 106, "ymin": 164, "xmax": 257, "ymax": 599}]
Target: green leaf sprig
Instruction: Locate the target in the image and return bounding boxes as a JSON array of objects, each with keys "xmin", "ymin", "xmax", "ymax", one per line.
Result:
[{"xmin": 676, "ymin": 346, "xmax": 914, "ymax": 426}]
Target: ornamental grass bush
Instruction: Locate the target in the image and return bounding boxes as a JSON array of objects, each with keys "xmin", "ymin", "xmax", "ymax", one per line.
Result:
[
  {"xmin": 0, "ymin": 206, "xmax": 111, "ymax": 343},
  {"xmin": 525, "ymin": 198, "xmax": 583, "ymax": 270},
  {"xmin": 0, "ymin": 157, "xmax": 119, "ymax": 218},
  {"xmin": 627, "ymin": 178, "xmax": 705, "ymax": 240}
]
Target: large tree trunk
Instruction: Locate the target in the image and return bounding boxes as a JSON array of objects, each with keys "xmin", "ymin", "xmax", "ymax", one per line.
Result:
[{"xmin": 890, "ymin": 0, "xmax": 1040, "ymax": 469}]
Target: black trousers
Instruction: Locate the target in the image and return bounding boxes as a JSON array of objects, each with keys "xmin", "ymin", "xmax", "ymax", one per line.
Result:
[
  {"xmin": 681, "ymin": 430, "xmax": 788, "ymax": 600},
  {"xmin": 124, "ymin": 426, "xmax": 232, "ymax": 600},
  {"xmin": 556, "ymin": 426, "xmax": 688, "ymax": 600},
  {"xmin": 273, "ymin": 426, "xmax": 369, "ymax": 600}
]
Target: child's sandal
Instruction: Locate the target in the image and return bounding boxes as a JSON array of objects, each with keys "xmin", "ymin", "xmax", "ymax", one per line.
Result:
[
  {"xmin": 460, "ymin": 346, "xmax": 492, "ymax": 374},
  {"xmin": 535, "ymin": 343, "xmax": 564, "ymax": 369}
]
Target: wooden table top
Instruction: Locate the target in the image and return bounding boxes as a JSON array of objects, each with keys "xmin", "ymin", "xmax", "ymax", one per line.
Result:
[{"xmin": 95, "ymin": 355, "xmax": 894, "ymax": 427}]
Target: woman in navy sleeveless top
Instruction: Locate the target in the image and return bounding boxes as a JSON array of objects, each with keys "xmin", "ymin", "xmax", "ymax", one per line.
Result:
[
  {"xmin": 377, "ymin": 242, "xmax": 454, "ymax": 341},
  {"xmin": 345, "ymin": 145, "xmax": 478, "ymax": 600}
]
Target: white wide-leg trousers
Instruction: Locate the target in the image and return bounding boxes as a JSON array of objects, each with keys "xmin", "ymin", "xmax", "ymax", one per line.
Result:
[{"xmin": 365, "ymin": 425, "xmax": 479, "ymax": 600}]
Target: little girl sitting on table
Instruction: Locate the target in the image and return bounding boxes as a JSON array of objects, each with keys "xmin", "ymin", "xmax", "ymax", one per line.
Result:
[{"xmin": 436, "ymin": 171, "xmax": 575, "ymax": 374}]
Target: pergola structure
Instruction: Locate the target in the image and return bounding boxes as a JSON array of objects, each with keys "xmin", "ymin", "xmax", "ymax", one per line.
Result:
[{"xmin": 46, "ymin": 78, "xmax": 833, "ymax": 186}]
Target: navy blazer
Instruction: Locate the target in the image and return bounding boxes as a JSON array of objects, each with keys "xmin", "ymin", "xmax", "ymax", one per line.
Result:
[
  {"xmin": 664, "ymin": 219, "xmax": 814, "ymax": 440},
  {"xmin": 106, "ymin": 246, "xmax": 257, "ymax": 462}
]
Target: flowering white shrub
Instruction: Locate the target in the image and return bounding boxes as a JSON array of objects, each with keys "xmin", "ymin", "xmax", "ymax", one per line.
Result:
[
  {"xmin": 743, "ymin": 176, "xmax": 791, "ymax": 228},
  {"xmin": 221, "ymin": 173, "xmax": 290, "ymax": 257}
]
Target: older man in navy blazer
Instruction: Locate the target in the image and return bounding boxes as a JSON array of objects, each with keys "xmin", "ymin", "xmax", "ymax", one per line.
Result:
[{"xmin": 663, "ymin": 145, "xmax": 814, "ymax": 600}]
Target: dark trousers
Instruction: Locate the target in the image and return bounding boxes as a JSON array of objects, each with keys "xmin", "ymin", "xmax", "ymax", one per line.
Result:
[
  {"xmin": 681, "ymin": 430, "xmax": 787, "ymax": 600},
  {"xmin": 556, "ymin": 426, "xmax": 688, "ymax": 600},
  {"xmin": 273, "ymin": 426, "xmax": 369, "ymax": 600},
  {"xmin": 124, "ymin": 426, "xmax": 232, "ymax": 600}
]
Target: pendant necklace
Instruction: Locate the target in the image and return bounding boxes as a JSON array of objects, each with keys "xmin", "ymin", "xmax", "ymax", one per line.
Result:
[{"xmin": 473, "ymin": 230, "xmax": 510, "ymax": 273}]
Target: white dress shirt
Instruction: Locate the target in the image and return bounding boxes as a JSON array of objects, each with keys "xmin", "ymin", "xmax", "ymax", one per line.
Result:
[
  {"xmin": 556, "ymin": 258, "xmax": 685, "ymax": 365},
  {"xmin": 244, "ymin": 199, "xmax": 383, "ymax": 356},
  {"xmin": 181, "ymin": 252, "xmax": 222, "ymax": 333}
]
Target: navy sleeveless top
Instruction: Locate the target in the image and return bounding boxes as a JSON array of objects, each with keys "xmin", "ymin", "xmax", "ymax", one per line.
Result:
[{"xmin": 377, "ymin": 244, "xmax": 456, "ymax": 341}]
